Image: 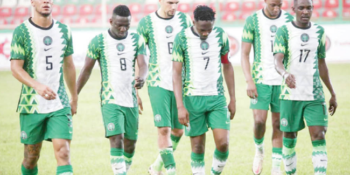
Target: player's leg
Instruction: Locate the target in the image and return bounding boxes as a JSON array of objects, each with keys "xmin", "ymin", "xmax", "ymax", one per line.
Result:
[
  {"xmin": 170, "ymin": 91, "xmax": 183, "ymax": 151},
  {"xmin": 22, "ymin": 143, "xmax": 43, "ymax": 175},
  {"xmin": 190, "ymin": 134, "xmax": 206, "ymax": 175},
  {"xmin": 184, "ymin": 96, "xmax": 208, "ymax": 174},
  {"xmin": 250, "ymin": 84, "xmax": 271, "ymax": 175},
  {"xmin": 20, "ymin": 112, "xmax": 47, "ymax": 175},
  {"xmin": 148, "ymin": 87, "xmax": 175, "ymax": 175},
  {"xmin": 280, "ymin": 100, "xmax": 305, "ymax": 175},
  {"xmin": 207, "ymin": 95, "xmax": 230, "ymax": 175},
  {"xmin": 270, "ymin": 85, "xmax": 283, "ymax": 175},
  {"xmin": 305, "ymin": 100, "xmax": 328, "ymax": 175},
  {"xmin": 45, "ymin": 108, "xmax": 74, "ymax": 175},
  {"xmin": 211, "ymin": 129, "xmax": 230, "ymax": 175},
  {"xmin": 102, "ymin": 104, "xmax": 127, "ymax": 175},
  {"xmin": 123, "ymin": 106, "xmax": 139, "ymax": 172},
  {"xmin": 52, "ymin": 139, "xmax": 73, "ymax": 175}
]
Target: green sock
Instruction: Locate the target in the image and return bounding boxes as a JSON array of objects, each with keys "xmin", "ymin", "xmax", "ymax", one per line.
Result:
[
  {"xmin": 191, "ymin": 152, "xmax": 205, "ymax": 174},
  {"xmin": 272, "ymin": 147, "xmax": 282, "ymax": 171},
  {"xmin": 211, "ymin": 149, "xmax": 229, "ymax": 175},
  {"xmin": 283, "ymin": 137, "xmax": 297, "ymax": 175},
  {"xmin": 21, "ymin": 165, "xmax": 38, "ymax": 175},
  {"xmin": 160, "ymin": 148, "xmax": 176, "ymax": 175},
  {"xmin": 110, "ymin": 148, "xmax": 126, "ymax": 175},
  {"xmin": 56, "ymin": 165, "xmax": 73, "ymax": 175},
  {"xmin": 312, "ymin": 140, "xmax": 327, "ymax": 175},
  {"xmin": 124, "ymin": 151, "xmax": 135, "ymax": 172},
  {"xmin": 254, "ymin": 136, "xmax": 264, "ymax": 153},
  {"xmin": 170, "ymin": 134, "xmax": 181, "ymax": 151}
]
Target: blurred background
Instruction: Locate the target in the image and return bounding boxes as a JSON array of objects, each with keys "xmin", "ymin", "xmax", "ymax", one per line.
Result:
[{"xmin": 0, "ymin": 0, "xmax": 348, "ymax": 28}]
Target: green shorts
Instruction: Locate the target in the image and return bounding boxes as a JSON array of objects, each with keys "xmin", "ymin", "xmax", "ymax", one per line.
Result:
[
  {"xmin": 148, "ymin": 86, "xmax": 183, "ymax": 129},
  {"xmin": 280, "ymin": 99, "xmax": 328, "ymax": 132},
  {"xmin": 19, "ymin": 107, "xmax": 72, "ymax": 145},
  {"xmin": 184, "ymin": 95, "xmax": 230, "ymax": 137},
  {"xmin": 250, "ymin": 84, "xmax": 281, "ymax": 113},
  {"xmin": 101, "ymin": 104, "xmax": 139, "ymax": 140}
]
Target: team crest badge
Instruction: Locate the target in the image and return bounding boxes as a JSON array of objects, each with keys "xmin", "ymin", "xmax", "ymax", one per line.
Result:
[
  {"xmin": 155, "ymin": 114, "xmax": 162, "ymax": 122},
  {"xmin": 251, "ymin": 98, "xmax": 258, "ymax": 105},
  {"xmin": 107, "ymin": 123, "xmax": 115, "ymax": 131},
  {"xmin": 43, "ymin": 36, "xmax": 53, "ymax": 46},
  {"xmin": 200, "ymin": 41, "xmax": 209, "ymax": 50},
  {"xmin": 301, "ymin": 33, "xmax": 309, "ymax": 42},
  {"xmin": 270, "ymin": 25, "xmax": 277, "ymax": 33},
  {"xmin": 281, "ymin": 118, "xmax": 288, "ymax": 127},
  {"xmin": 21, "ymin": 131, "xmax": 27, "ymax": 140},
  {"xmin": 165, "ymin": 25, "xmax": 173, "ymax": 34},
  {"xmin": 117, "ymin": 43, "xmax": 125, "ymax": 52}
]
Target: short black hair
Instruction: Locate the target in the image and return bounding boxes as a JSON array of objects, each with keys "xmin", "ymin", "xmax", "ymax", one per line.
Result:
[
  {"xmin": 293, "ymin": 0, "xmax": 313, "ymax": 7},
  {"xmin": 194, "ymin": 5, "xmax": 215, "ymax": 21},
  {"xmin": 113, "ymin": 5, "xmax": 131, "ymax": 17}
]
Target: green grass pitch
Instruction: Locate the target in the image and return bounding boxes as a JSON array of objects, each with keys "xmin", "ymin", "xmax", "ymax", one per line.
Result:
[{"xmin": 0, "ymin": 64, "xmax": 349, "ymax": 174}]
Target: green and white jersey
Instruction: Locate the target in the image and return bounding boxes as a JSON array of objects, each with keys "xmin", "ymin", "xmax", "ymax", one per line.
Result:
[
  {"xmin": 87, "ymin": 31, "xmax": 146, "ymax": 108},
  {"xmin": 137, "ymin": 11, "xmax": 192, "ymax": 91},
  {"xmin": 172, "ymin": 27, "xmax": 230, "ymax": 96},
  {"xmin": 10, "ymin": 18, "xmax": 73, "ymax": 114},
  {"xmin": 242, "ymin": 9, "xmax": 293, "ymax": 85},
  {"xmin": 274, "ymin": 22, "xmax": 326, "ymax": 101}
]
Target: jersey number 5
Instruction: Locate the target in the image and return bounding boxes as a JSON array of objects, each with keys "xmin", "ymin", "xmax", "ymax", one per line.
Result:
[{"xmin": 46, "ymin": 56, "xmax": 53, "ymax": 70}]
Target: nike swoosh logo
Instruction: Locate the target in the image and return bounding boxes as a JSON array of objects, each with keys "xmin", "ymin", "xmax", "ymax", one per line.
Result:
[
  {"xmin": 301, "ymin": 43, "xmax": 308, "ymax": 46},
  {"xmin": 202, "ymin": 52, "xmax": 208, "ymax": 55},
  {"xmin": 321, "ymin": 159, "xmax": 327, "ymax": 162},
  {"xmin": 226, "ymin": 121, "xmax": 230, "ymax": 124},
  {"xmin": 117, "ymin": 53, "xmax": 125, "ymax": 55},
  {"xmin": 218, "ymin": 165, "xmax": 225, "ymax": 168},
  {"xmin": 166, "ymin": 35, "xmax": 172, "ymax": 38},
  {"xmin": 286, "ymin": 163, "xmax": 293, "ymax": 166},
  {"xmin": 69, "ymin": 131, "xmax": 73, "ymax": 134},
  {"xmin": 271, "ymin": 35, "xmax": 275, "ymax": 37},
  {"xmin": 324, "ymin": 118, "xmax": 328, "ymax": 121},
  {"xmin": 44, "ymin": 48, "xmax": 52, "ymax": 51}
]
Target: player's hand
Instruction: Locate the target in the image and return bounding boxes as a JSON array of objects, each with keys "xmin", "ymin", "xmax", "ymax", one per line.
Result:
[
  {"xmin": 247, "ymin": 80, "xmax": 258, "ymax": 99},
  {"xmin": 285, "ymin": 73, "xmax": 296, "ymax": 89},
  {"xmin": 134, "ymin": 77, "xmax": 145, "ymax": 89},
  {"xmin": 34, "ymin": 83, "xmax": 56, "ymax": 100},
  {"xmin": 329, "ymin": 95, "xmax": 337, "ymax": 116},
  {"xmin": 228, "ymin": 99, "xmax": 236, "ymax": 120},
  {"xmin": 70, "ymin": 99, "xmax": 77, "ymax": 116},
  {"xmin": 137, "ymin": 95, "xmax": 143, "ymax": 115},
  {"xmin": 178, "ymin": 106, "xmax": 189, "ymax": 127}
]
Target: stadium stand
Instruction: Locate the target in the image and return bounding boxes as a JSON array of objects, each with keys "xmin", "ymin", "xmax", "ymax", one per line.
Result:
[{"xmin": 0, "ymin": 0, "xmax": 347, "ymax": 29}]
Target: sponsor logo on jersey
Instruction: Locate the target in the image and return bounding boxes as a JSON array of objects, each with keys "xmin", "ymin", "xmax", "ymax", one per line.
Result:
[
  {"xmin": 107, "ymin": 123, "xmax": 115, "ymax": 131},
  {"xmin": 44, "ymin": 48, "xmax": 52, "ymax": 51},
  {"xmin": 21, "ymin": 131, "xmax": 27, "ymax": 140},
  {"xmin": 301, "ymin": 33, "xmax": 309, "ymax": 42},
  {"xmin": 201, "ymin": 51, "xmax": 208, "ymax": 55},
  {"xmin": 281, "ymin": 118, "xmax": 288, "ymax": 127},
  {"xmin": 200, "ymin": 41, "xmax": 209, "ymax": 50},
  {"xmin": 117, "ymin": 43, "xmax": 125, "ymax": 52},
  {"xmin": 270, "ymin": 25, "xmax": 277, "ymax": 33},
  {"xmin": 154, "ymin": 114, "xmax": 162, "ymax": 122},
  {"xmin": 43, "ymin": 36, "xmax": 53, "ymax": 46},
  {"xmin": 165, "ymin": 25, "xmax": 173, "ymax": 34}
]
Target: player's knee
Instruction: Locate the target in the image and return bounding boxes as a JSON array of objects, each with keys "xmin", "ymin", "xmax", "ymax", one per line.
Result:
[
  {"xmin": 254, "ymin": 118, "xmax": 266, "ymax": 128},
  {"xmin": 216, "ymin": 141, "xmax": 229, "ymax": 152},
  {"xmin": 124, "ymin": 140, "xmax": 136, "ymax": 153},
  {"xmin": 56, "ymin": 146, "xmax": 70, "ymax": 160},
  {"xmin": 192, "ymin": 143, "xmax": 205, "ymax": 153},
  {"xmin": 311, "ymin": 131, "xmax": 326, "ymax": 141},
  {"xmin": 272, "ymin": 119, "xmax": 281, "ymax": 131},
  {"xmin": 158, "ymin": 127, "xmax": 171, "ymax": 136},
  {"xmin": 23, "ymin": 154, "xmax": 40, "ymax": 169},
  {"xmin": 171, "ymin": 129, "xmax": 183, "ymax": 137}
]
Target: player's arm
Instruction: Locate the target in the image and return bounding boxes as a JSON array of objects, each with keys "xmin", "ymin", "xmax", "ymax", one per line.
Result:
[
  {"xmin": 318, "ymin": 59, "xmax": 337, "ymax": 115},
  {"xmin": 172, "ymin": 33, "xmax": 189, "ymax": 127},
  {"xmin": 222, "ymin": 56, "xmax": 236, "ymax": 120},
  {"xmin": 63, "ymin": 55, "xmax": 78, "ymax": 115},
  {"xmin": 221, "ymin": 31, "xmax": 236, "ymax": 120},
  {"xmin": 11, "ymin": 60, "xmax": 56, "ymax": 100},
  {"xmin": 274, "ymin": 27, "xmax": 296, "ymax": 89},
  {"xmin": 317, "ymin": 30, "xmax": 337, "ymax": 115},
  {"xmin": 241, "ymin": 16, "xmax": 258, "ymax": 99},
  {"xmin": 135, "ymin": 55, "xmax": 147, "ymax": 89},
  {"xmin": 241, "ymin": 42, "xmax": 258, "ymax": 99},
  {"xmin": 77, "ymin": 56, "xmax": 96, "ymax": 94}
]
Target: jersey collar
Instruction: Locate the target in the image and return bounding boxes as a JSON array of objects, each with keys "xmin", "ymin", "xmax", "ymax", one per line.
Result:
[
  {"xmin": 29, "ymin": 17, "xmax": 54, "ymax": 30},
  {"xmin": 262, "ymin": 9, "xmax": 282, "ymax": 20}
]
